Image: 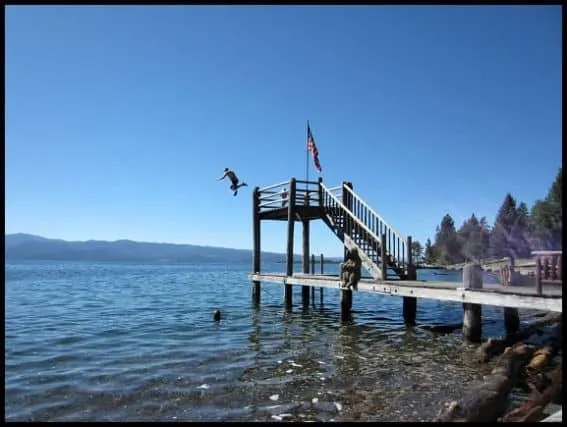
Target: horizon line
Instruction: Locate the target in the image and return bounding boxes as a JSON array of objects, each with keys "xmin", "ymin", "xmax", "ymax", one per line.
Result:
[{"xmin": 5, "ymin": 232, "xmax": 344, "ymax": 258}]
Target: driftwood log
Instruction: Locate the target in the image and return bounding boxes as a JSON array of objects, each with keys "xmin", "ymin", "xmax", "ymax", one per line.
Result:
[
  {"xmin": 517, "ymin": 344, "xmax": 558, "ymax": 395},
  {"xmin": 433, "ymin": 343, "xmax": 536, "ymax": 422},
  {"xmin": 500, "ymin": 362, "xmax": 562, "ymax": 422},
  {"xmin": 527, "ymin": 345, "xmax": 554, "ymax": 371},
  {"xmin": 476, "ymin": 313, "xmax": 562, "ymax": 363}
]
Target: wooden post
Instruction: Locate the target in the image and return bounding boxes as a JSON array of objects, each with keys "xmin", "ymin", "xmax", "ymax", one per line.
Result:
[
  {"xmin": 302, "ymin": 219, "xmax": 310, "ymax": 307},
  {"xmin": 340, "ymin": 227, "xmax": 353, "ymax": 321},
  {"xmin": 403, "ymin": 235, "xmax": 417, "ymax": 326},
  {"xmin": 320, "ymin": 253, "xmax": 324, "ymax": 305},
  {"xmin": 285, "ymin": 178, "xmax": 296, "ymax": 308},
  {"xmin": 462, "ymin": 263, "xmax": 483, "ymax": 343},
  {"xmin": 504, "ymin": 257, "xmax": 520, "ymax": 335},
  {"xmin": 402, "ymin": 292, "xmax": 417, "ymax": 327},
  {"xmin": 340, "ymin": 288, "xmax": 352, "ymax": 322},
  {"xmin": 535, "ymin": 255, "xmax": 542, "ymax": 294},
  {"xmin": 252, "ymin": 187, "xmax": 261, "ymax": 305},
  {"xmin": 341, "ymin": 182, "xmax": 352, "ymax": 261},
  {"xmin": 380, "ymin": 233, "xmax": 388, "ymax": 280}
]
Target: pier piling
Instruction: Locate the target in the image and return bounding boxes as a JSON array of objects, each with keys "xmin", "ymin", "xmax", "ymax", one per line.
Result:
[
  {"xmin": 320, "ymin": 253, "xmax": 324, "ymax": 305},
  {"xmin": 311, "ymin": 254, "xmax": 316, "ymax": 303},
  {"xmin": 503, "ymin": 258, "xmax": 520, "ymax": 335},
  {"xmin": 402, "ymin": 236, "xmax": 417, "ymax": 326},
  {"xmin": 380, "ymin": 233, "xmax": 388, "ymax": 280},
  {"xmin": 339, "ymin": 182, "xmax": 354, "ymax": 320},
  {"xmin": 302, "ymin": 219, "xmax": 310, "ymax": 307},
  {"xmin": 284, "ymin": 178, "xmax": 296, "ymax": 308},
  {"xmin": 252, "ymin": 187, "xmax": 261, "ymax": 306},
  {"xmin": 504, "ymin": 306, "xmax": 520, "ymax": 335},
  {"xmin": 340, "ymin": 289, "xmax": 353, "ymax": 321},
  {"xmin": 462, "ymin": 263, "xmax": 483, "ymax": 343},
  {"xmin": 403, "ymin": 296, "xmax": 417, "ymax": 326}
]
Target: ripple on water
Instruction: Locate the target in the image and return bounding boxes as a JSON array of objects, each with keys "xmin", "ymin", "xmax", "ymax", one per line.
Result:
[{"xmin": 6, "ymin": 262, "xmax": 514, "ymax": 421}]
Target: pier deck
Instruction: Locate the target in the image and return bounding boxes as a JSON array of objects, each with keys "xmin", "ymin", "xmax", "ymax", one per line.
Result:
[
  {"xmin": 248, "ymin": 272, "xmax": 563, "ymax": 313},
  {"xmin": 250, "ymin": 178, "xmax": 562, "ymax": 339}
]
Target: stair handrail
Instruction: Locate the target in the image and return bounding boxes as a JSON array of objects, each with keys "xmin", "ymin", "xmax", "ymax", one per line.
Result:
[
  {"xmin": 342, "ymin": 184, "xmax": 406, "ymax": 242},
  {"xmin": 326, "ymin": 185, "xmax": 343, "ymax": 193},
  {"xmin": 320, "ymin": 182, "xmax": 382, "ymax": 249}
]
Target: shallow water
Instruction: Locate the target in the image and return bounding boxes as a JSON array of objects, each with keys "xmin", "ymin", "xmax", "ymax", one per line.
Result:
[{"xmin": 5, "ymin": 261, "xmax": 528, "ymax": 421}]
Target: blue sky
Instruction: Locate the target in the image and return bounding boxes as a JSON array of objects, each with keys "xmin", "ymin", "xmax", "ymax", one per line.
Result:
[{"xmin": 5, "ymin": 5, "xmax": 562, "ymax": 257}]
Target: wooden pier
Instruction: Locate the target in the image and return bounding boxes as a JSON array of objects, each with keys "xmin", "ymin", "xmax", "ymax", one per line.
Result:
[
  {"xmin": 248, "ymin": 273, "xmax": 562, "ymax": 313},
  {"xmin": 249, "ymin": 178, "xmax": 563, "ymax": 342}
]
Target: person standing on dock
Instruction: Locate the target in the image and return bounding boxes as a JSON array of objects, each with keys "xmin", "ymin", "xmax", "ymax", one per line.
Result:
[
  {"xmin": 218, "ymin": 168, "xmax": 248, "ymax": 196},
  {"xmin": 280, "ymin": 187, "xmax": 288, "ymax": 207}
]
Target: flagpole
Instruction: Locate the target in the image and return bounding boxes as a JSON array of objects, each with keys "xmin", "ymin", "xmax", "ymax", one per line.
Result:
[{"xmin": 306, "ymin": 120, "xmax": 310, "ymax": 184}]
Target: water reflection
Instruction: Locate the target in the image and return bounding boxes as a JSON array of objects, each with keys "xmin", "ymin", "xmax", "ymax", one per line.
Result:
[
  {"xmin": 248, "ymin": 307, "xmax": 261, "ymax": 354},
  {"xmin": 334, "ymin": 323, "xmax": 362, "ymax": 383}
]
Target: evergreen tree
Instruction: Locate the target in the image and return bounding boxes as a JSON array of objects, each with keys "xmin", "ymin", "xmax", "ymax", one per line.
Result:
[
  {"xmin": 425, "ymin": 168, "xmax": 561, "ymax": 259},
  {"xmin": 530, "ymin": 167, "xmax": 562, "ymax": 249},
  {"xmin": 510, "ymin": 202, "xmax": 531, "ymax": 258},
  {"xmin": 457, "ymin": 217, "xmax": 472, "ymax": 261},
  {"xmin": 490, "ymin": 193, "xmax": 518, "ymax": 258},
  {"xmin": 530, "ymin": 200, "xmax": 552, "ymax": 248},
  {"xmin": 458, "ymin": 214, "xmax": 485, "ymax": 262},
  {"xmin": 411, "ymin": 240, "xmax": 423, "ymax": 264},
  {"xmin": 434, "ymin": 214, "xmax": 460, "ymax": 264},
  {"xmin": 479, "ymin": 217, "xmax": 491, "ymax": 262},
  {"xmin": 424, "ymin": 238, "xmax": 436, "ymax": 264},
  {"xmin": 547, "ymin": 166, "xmax": 562, "ymax": 206}
]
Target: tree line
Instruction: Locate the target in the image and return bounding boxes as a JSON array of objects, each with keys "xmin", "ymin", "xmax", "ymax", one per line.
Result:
[{"xmin": 410, "ymin": 167, "xmax": 561, "ymax": 265}]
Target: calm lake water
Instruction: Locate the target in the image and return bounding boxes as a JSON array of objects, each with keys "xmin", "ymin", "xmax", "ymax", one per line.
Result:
[{"xmin": 5, "ymin": 260, "xmax": 529, "ymax": 421}]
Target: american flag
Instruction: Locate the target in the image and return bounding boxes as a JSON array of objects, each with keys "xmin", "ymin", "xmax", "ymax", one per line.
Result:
[{"xmin": 307, "ymin": 124, "xmax": 322, "ymax": 173}]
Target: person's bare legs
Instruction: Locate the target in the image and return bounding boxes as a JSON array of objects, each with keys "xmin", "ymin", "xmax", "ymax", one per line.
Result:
[{"xmin": 231, "ymin": 182, "xmax": 247, "ymax": 196}]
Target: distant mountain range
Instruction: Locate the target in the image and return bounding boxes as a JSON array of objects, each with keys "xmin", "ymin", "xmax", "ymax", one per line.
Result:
[{"xmin": 5, "ymin": 233, "xmax": 341, "ymax": 264}]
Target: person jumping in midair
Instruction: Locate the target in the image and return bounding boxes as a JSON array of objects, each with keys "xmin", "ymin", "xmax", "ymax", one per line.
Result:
[{"xmin": 218, "ymin": 167, "xmax": 248, "ymax": 196}]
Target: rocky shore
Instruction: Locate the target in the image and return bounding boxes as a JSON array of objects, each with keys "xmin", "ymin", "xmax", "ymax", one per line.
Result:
[{"xmin": 431, "ymin": 310, "xmax": 562, "ymax": 422}]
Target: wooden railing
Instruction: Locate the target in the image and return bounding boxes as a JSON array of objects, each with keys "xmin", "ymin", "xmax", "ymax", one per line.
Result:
[
  {"xmin": 325, "ymin": 185, "xmax": 343, "ymax": 202},
  {"xmin": 321, "ymin": 184, "xmax": 380, "ymax": 242},
  {"xmin": 320, "ymin": 182, "xmax": 410, "ymax": 278},
  {"xmin": 532, "ymin": 250, "xmax": 563, "ymax": 294},
  {"xmin": 257, "ymin": 179, "xmax": 322, "ymax": 213},
  {"xmin": 342, "ymin": 184, "xmax": 408, "ymax": 270},
  {"xmin": 295, "ymin": 179, "xmax": 323, "ymax": 207},
  {"xmin": 256, "ymin": 178, "xmax": 343, "ymax": 213}
]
